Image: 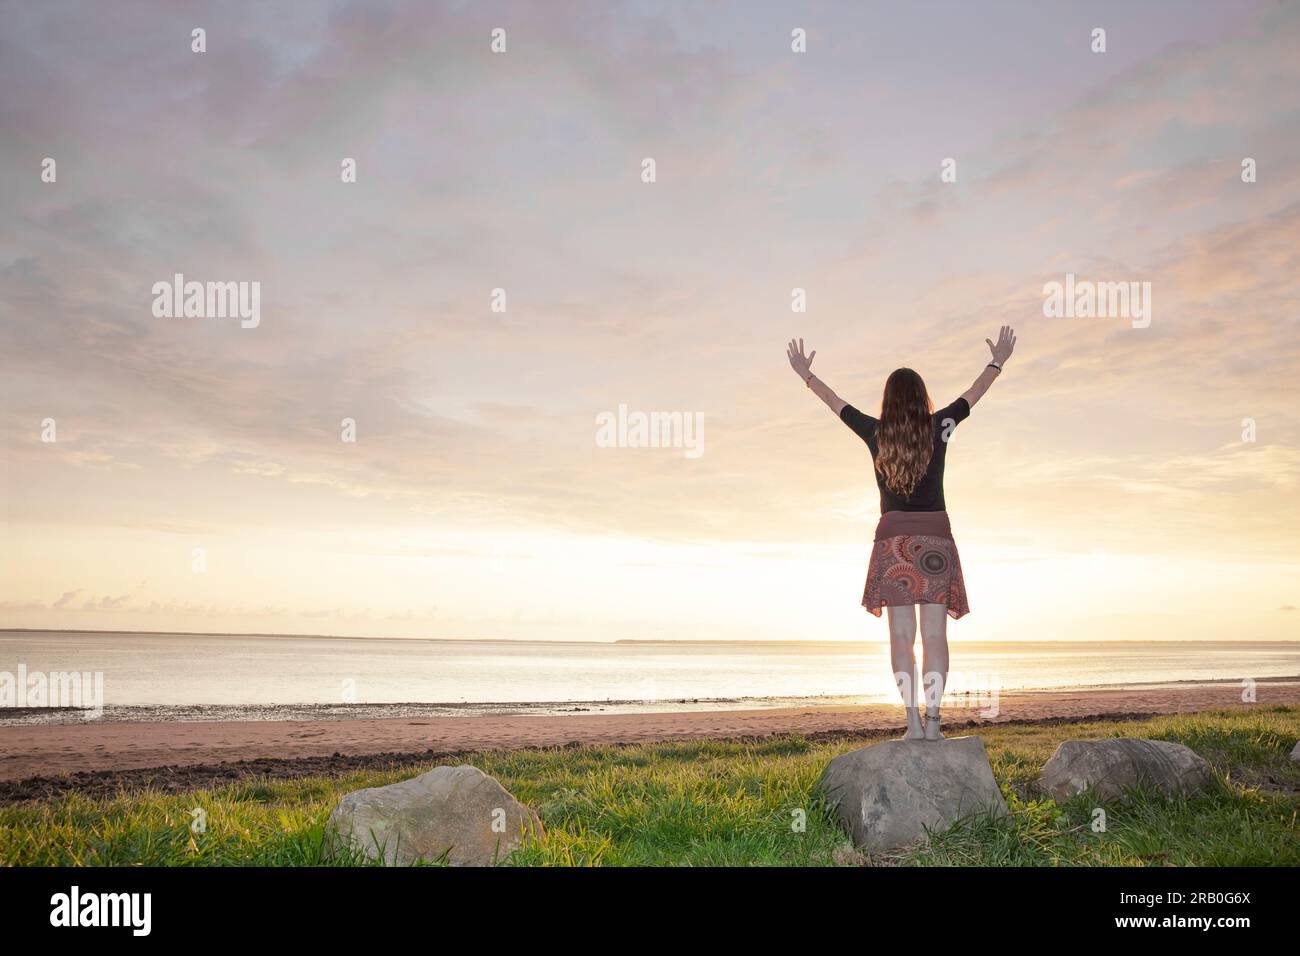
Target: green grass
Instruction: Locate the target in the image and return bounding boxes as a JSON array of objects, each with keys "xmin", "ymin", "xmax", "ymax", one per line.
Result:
[{"xmin": 2, "ymin": 706, "xmax": 1296, "ymax": 866}]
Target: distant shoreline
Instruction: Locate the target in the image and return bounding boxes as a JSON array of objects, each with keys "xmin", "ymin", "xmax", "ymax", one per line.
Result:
[
  {"xmin": 3, "ymin": 627, "xmax": 1298, "ymax": 646},
  {"xmin": 3, "ymin": 676, "xmax": 1297, "ymax": 728}
]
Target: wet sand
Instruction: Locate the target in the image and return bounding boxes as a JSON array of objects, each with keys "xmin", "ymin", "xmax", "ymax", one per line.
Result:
[{"xmin": 2, "ymin": 680, "xmax": 1296, "ymax": 796}]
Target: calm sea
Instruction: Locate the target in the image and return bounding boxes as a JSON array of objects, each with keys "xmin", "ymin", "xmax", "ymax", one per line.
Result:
[{"xmin": 1, "ymin": 631, "xmax": 1296, "ymax": 723}]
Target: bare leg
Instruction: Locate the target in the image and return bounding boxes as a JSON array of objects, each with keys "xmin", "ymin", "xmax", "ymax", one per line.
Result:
[
  {"xmin": 887, "ymin": 605, "xmax": 923, "ymax": 740},
  {"xmin": 919, "ymin": 603, "xmax": 949, "ymax": 740}
]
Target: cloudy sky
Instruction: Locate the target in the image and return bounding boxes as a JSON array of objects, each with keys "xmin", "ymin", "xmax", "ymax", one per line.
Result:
[{"xmin": 2, "ymin": 0, "xmax": 1298, "ymax": 642}]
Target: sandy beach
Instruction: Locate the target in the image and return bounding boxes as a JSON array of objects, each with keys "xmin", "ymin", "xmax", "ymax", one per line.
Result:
[{"xmin": 2, "ymin": 679, "xmax": 1297, "ymax": 795}]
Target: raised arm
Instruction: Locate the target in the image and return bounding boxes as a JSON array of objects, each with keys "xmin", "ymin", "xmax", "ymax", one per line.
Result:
[
  {"xmin": 787, "ymin": 338, "xmax": 847, "ymax": 416},
  {"xmin": 961, "ymin": 325, "xmax": 1016, "ymax": 409}
]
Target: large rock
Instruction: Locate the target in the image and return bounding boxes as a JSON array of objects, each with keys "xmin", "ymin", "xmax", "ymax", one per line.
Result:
[
  {"xmin": 817, "ymin": 736, "xmax": 1009, "ymax": 853},
  {"xmin": 1290, "ymin": 740, "xmax": 1299, "ymax": 762},
  {"xmin": 1037, "ymin": 739, "xmax": 1213, "ymax": 803},
  {"xmin": 324, "ymin": 765, "xmax": 544, "ymax": 866}
]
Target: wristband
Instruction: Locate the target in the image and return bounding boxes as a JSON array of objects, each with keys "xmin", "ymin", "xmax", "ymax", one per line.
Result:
[{"xmin": 987, "ymin": 362, "xmax": 1002, "ymax": 371}]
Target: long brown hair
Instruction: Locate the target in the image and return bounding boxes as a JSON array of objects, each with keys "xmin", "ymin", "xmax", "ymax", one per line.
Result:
[{"xmin": 875, "ymin": 368, "xmax": 933, "ymax": 497}]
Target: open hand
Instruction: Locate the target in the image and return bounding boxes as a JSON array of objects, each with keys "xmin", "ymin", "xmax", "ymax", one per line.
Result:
[
  {"xmin": 986, "ymin": 326, "xmax": 1016, "ymax": 365},
  {"xmin": 787, "ymin": 338, "xmax": 816, "ymax": 381}
]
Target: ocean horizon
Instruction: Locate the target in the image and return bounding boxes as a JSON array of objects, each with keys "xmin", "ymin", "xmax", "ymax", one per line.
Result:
[{"xmin": 2, "ymin": 629, "xmax": 1296, "ymax": 724}]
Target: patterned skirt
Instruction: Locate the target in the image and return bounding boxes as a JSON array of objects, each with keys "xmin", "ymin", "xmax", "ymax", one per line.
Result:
[{"xmin": 862, "ymin": 510, "xmax": 970, "ymax": 619}]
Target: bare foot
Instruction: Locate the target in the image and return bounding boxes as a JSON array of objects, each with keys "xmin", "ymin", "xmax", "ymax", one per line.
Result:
[
  {"xmin": 923, "ymin": 712, "xmax": 944, "ymax": 741},
  {"xmin": 899, "ymin": 707, "xmax": 925, "ymax": 741}
]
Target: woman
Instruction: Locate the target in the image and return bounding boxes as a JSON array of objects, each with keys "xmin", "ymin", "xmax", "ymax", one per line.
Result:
[{"xmin": 786, "ymin": 327, "xmax": 1016, "ymax": 741}]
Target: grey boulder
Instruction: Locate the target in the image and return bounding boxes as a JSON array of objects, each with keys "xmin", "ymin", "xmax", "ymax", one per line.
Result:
[
  {"xmin": 1290, "ymin": 740, "xmax": 1300, "ymax": 762},
  {"xmin": 324, "ymin": 764, "xmax": 544, "ymax": 866},
  {"xmin": 1037, "ymin": 738, "xmax": 1214, "ymax": 803},
  {"xmin": 817, "ymin": 736, "xmax": 1008, "ymax": 853}
]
